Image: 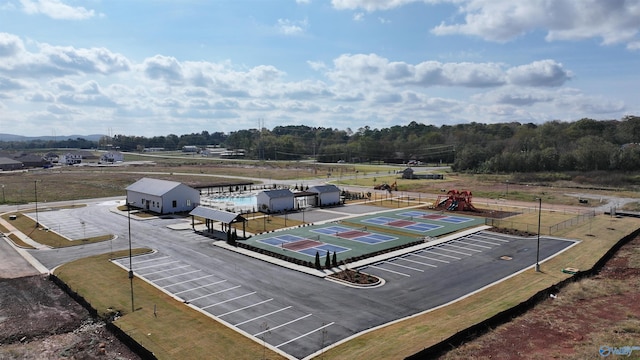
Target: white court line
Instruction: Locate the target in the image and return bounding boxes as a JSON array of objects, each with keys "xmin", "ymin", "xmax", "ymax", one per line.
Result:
[
  {"xmin": 386, "ymin": 260, "xmax": 425, "ymax": 272},
  {"xmin": 454, "ymin": 240, "xmax": 492, "ymax": 249},
  {"xmin": 189, "ymin": 285, "xmax": 241, "ymax": 301},
  {"xmin": 153, "ymin": 269, "xmax": 201, "ymax": 282},
  {"xmin": 202, "ymin": 292, "xmax": 257, "ymax": 310},
  {"xmin": 422, "ymin": 249, "xmax": 461, "ymax": 260},
  {"xmin": 135, "ymin": 260, "xmax": 181, "ymax": 270},
  {"xmin": 140, "ymin": 264, "xmax": 190, "ymax": 276},
  {"xmin": 443, "ymin": 243, "xmax": 482, "ymax": 253},
  {"xmin": 173, "ymin": 279, "xmax": 227, "ymax": 295},
  {"xmin": 253, "ymin": 313, "xmax": 313, "ymax": 337},
  {"xmin": 163, "ymin": 274, "xmax": 214, "ymax": 288},
  {"xmin": 435, "ymin": 246, "xmax": 473, "ymax": 256},
  {"xmin": 218, "ymin": 299, "xmax": 273, "ymax": 317},
  {"xmin": 234, "ymin": 306, "xmax": 293, "ymax": 326},
  {"xmin": 410, "ymin": 252, "xmax": 450, "ymax": 263},
  {"xmin": 275, "ymin": 322, "xmax": 334, "ymax": 348},
  {"xmin": 369, "ymin": 264, "xmax": 411, "ymax": 277},
  {"xmin": 461, "ymin": 237, "xmax": 501, "ymax": 246},
  {"xmin": 132, "ymin": 255, "xmax": 170, "ymax": 264},
  {"xmin": 397, "ymin": 257, "xmax": 437, "ymax": 268}
]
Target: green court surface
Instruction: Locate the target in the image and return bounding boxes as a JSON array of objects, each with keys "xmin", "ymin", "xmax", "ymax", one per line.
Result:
[{"xmin": 243, "ymin": 209, "xmax": 485, "ymax": 263}]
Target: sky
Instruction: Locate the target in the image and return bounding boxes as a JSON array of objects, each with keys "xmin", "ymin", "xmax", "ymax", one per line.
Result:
[{"xmin": 0, "ymin": 0, "xmax": 639, "ymax": 137}]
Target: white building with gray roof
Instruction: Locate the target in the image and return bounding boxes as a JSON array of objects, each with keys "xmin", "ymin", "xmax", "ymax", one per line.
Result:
[{"xmin": 125, "ymin": 178, "xmax": 200, "ymax": 214}]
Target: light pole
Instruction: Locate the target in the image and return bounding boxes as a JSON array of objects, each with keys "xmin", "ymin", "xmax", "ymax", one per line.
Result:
[
  {"xmin": 34, "ymin": 180, "xmax": 39, "ymax": 227},
  {"xmin": 1, "ymin": 184, "xmax": 5, "ymax": 203},
  {"xmin": 127, "ymin": 198, "xmax": 135, "ymax": 312},
  {"xmin": 505, "ymin": 180, "xmax": 509, "ymax": 198},
  {"xmin": 536, "ymin": 197, "xmax": 541, "ymax": 272}
]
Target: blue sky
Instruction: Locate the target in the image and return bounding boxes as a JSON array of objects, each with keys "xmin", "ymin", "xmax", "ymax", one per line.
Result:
[{"xmin": 0, "ymin": 0, "xmax": 638, "ymax": 137}]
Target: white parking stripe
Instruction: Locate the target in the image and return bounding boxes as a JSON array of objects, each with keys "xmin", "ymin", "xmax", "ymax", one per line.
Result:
[
  {"xmin": 369, "ymin": 264, "xmax": 411, "ymax": 277},
  {"xmin": 202, "ymin": 292, "xmax": 257, "ymax": 309},
  {"xmin": 189, "ymin": 285, "xmax": 241, "ymax": 301},
  {"xmin": 218, "ymin": 299, "xmax": 273, "ymax": 317},
  {"xmin": 474, "ymin": 233, "xmax": 510, "ymax": 242},
  {"xmin": 454, "ymin": 240, "xmax": 491, "ymax": 249},
  {"xmin": 253, "ymin": 313, "xmax": 313, "ymax": 337},
  {"xmin": 423, "ymin": 250, "xmax": 461, "ymax": 260},
  {"xmin": 410, "ymin": 253, "xmax": 449, "ymax": 263},
  {"xmin": 141, "ymin": 264, "xmax": 190, "ymax": 276},
  {"xmin": 436, "ymin": 246, "xmax": 473, "ymax": 256},
  {"xmin": 163, "ymin": 274, "xmax": 214, "ymax": 288},
  {"xmin": 386, "ymin": 261, "xmax": 425, "ymax": 272},
  {"xmin": 133, "ymin": 256, "xmax": 170, "ymax": 264},
  {"xmin": 275, "ymin": 322, "xmax": 334, "ymax": 348},
  {"xmin": 398, "ymin": 257, "xmax": 437, "ymax": 268},
  {"xmin": 234, "ymin": 306, "xmax": 293, "ymax": 326},
  {"xmin": 136, "ymin": 260, "xmax": 181, "ymax": 270},
  {"xmin": 444, "ymin": 243, "xmax": 482, "ymax": 252},
  {"xmin": 153, "ymin": 269, "xmax": 201, "ymax": 281},
  {"xmin": 461, "ymin": 237, "xmax": 501, "ymax": 246},
  {"xmin": 173, "ymin": 279, "xmax": 227, "ymax": 295}
]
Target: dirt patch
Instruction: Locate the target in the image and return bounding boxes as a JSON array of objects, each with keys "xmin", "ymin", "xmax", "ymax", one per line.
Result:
[
  {"xmin": 439, "ymin": 234, "xmax": 640, "ymax": 360},
  {"xmin": 0, "ymin": 275, "xmax": 140, "ymax": 360}
]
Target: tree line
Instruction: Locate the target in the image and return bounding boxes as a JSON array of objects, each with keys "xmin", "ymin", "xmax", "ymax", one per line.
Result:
[{"xmin": 2, "ymin": 116, "xmax": 639, "ymax": 173}]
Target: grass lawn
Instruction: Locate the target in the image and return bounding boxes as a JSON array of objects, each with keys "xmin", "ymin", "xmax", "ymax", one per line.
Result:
[
  {"xmin": 321, "ymin": 215, "xmax": 640, "ymax": 359},
  {"xmin": 54, "ymin": 250, "xmax": 287, "ymax": 360}
]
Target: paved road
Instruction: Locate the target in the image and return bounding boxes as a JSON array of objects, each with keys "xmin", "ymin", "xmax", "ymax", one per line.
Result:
[{"xmin": 18, "ymin": 200, "xmax": 575, "ymax": 359}]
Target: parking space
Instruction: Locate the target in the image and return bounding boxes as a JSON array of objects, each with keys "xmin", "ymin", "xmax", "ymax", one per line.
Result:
[
  {"xmin": 357, "ymin": 230, "xmax": 536, "ymax": 279},
  {"xmin": 25, "ymin": 209, "xmax": 110, "ymax": 240},
  {"xmin": 113, "ymin": 252, "xmax": 342, "ymax": 356}
]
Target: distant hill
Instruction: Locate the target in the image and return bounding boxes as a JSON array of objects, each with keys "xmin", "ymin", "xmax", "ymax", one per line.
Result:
[{"xmin": 0, "ymin": 134, "xmax": 105, "ymax": 142}]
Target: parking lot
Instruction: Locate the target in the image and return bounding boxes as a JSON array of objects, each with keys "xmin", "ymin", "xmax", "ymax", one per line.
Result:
[{"xmin": 27, "ymin": 202, "xmax": 577, "ymax": 359}]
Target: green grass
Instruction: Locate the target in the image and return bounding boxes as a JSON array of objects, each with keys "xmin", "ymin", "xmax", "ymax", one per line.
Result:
[
  {"xmin": 54, "ymin": 250, "xmax": 287, "ymax": 360},
  {"xmin": 7, "ymin": 233, "xmax": 35, "ymax": 249}
]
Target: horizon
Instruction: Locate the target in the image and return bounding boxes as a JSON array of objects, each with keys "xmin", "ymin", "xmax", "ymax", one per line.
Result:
[{"xmin": 1, "ymin": 1, "xmax": 638, "ymax": 137}]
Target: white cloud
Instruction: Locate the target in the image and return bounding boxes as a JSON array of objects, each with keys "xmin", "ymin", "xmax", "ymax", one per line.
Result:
[
  {"xmin": 331, "ymin": 0, "xmax": 426, "ymax": 12},
  {"xmin": 20, "ymin": 0, "xmax": 96, "ymax": 20},
  {"xmin": 353, "ymin": 12, "xmax": 364, "ymax": 21},
  {"xmin": 506, "ymin": 60, "xmax": 571, "ymax": 87},
  {"xmin": 277, "ymin": 18, "xmax": 309, "ymax": 35},
  {"xmin": 431, "ymin": 0, "xmax": 640, "ymax": 48}
]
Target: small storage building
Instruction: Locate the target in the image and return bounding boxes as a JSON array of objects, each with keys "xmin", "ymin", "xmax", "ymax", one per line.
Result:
[
  {"xmin": 308, "ymin": 184, "xmax": 341, "ymax": 207},
  {"xmin": 125, "ymin": 178, "xmax": 200, "ymax": 214},
  {"xmin": 256, "ymin": 189, "xmax": 294, "ymax": 213}
]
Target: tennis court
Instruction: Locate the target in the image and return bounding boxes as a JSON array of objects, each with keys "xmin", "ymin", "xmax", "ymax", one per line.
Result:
[
  {"xmin": 354, "ymin": 209, "xmax": 485, "ymax": 237},
  {"xmin": 256, "ymin": 234, "xmax": 351, "ymax": 257},
  {"xmin": 244, "ymin": 208, "xmax": 485, "ymax": 263}
]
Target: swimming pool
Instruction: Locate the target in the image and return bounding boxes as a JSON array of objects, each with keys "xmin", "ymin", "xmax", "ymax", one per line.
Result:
[{"xmin": 205, "ymin": 193, "xmax": 257, "ymax": 211}]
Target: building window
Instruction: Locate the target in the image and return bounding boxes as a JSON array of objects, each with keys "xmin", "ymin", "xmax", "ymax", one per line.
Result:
[
  {"xmin": 172, "ymin": 200, "xmax": 177, "ymax": 208},
  {"xmin": 186, "ymin": 199, "xmax": 191, "ymax": 207}
]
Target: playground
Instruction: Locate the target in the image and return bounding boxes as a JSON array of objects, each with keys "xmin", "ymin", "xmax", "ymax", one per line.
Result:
[{"xmin": 244, "ymin": 208, "xmax": 485, "ymax": 264}]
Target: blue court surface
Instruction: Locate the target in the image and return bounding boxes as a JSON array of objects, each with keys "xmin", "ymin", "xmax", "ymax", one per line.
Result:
[
  {"xmin": 257, "ymin": 234, "xmax": 351, "ymax": 257},
  {"xmin": 399, "ymin": 211, "xmax": 473, "ymax": 224},
  {"xmin": 361, "ymin": 216, "xmax": 443, "ymax": 232},
  {"xmin": 311, "ymin": 225, "xmax": 397, "ymax": 244}
]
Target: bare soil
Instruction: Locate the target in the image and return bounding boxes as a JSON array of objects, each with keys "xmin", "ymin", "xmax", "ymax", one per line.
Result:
[
  {"xmin": 0, "ymin": 275, "xmax": 140, "ymax": 360},
  {"xmin": 439, "ymin": 233, "xmax": 640, "ymax": 360}
]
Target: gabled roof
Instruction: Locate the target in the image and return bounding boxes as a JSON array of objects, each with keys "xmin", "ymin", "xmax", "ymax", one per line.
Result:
[
  {"xmin": 126, "ymin": 178, "xmax": 184, "ymax": 196},
  {"xmin": 309, "ymin": 184, "xmax": 340, "ymax": 193},
  {"xmin": 190, "ymin": 206, "xmax": 246, "ymax": 224},
  {"xmin": 261, "ymin": 189, "xmax": 294, "ymax": 198}
]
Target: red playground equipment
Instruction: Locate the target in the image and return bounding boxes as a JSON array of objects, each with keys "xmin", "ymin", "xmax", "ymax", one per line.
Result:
[{"xmin": 434, "ymin": 189, "xmax": 478, "ymax": 211}]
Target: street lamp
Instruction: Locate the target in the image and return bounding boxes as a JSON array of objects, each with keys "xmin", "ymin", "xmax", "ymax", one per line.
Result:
[
  {"xmin": 505, "ymin": 180, "xmax": 509, "ymax": 198},
  {"xmin": 127, "ymin": 198, "xmax": 135, "ymax": 312},
  {"xmin": 34, "ymin": 180, "xmax": 39, "ymax": 227},
  {"xmin": 1, "ymin": 184, "xmax": 5, "ymax": 203},
  {"xmin": 536, "ymin": 197, "xmax": 541, "ymax": 272}
]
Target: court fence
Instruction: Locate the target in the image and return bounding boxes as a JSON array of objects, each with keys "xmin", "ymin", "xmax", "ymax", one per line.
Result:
[{"xmin": 484, "ymin": 210, "xmax": 596, "ymax": 235}]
